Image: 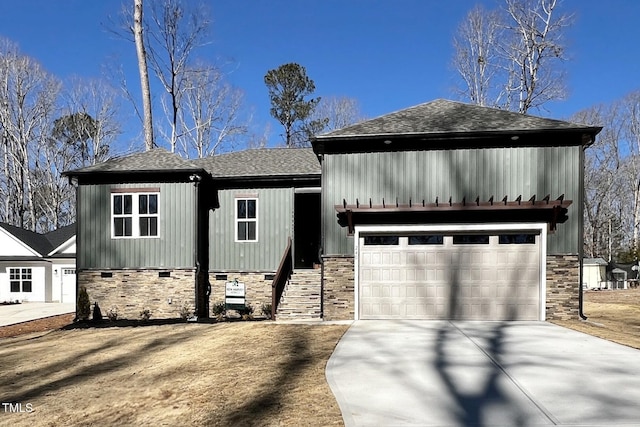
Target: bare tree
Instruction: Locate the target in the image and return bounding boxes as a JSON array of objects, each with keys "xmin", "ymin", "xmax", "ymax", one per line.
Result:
[
  {"xmin": 452, "ymin": 0, "xmax": 572, "ymax": 113},
  {"xmin": 575, "ymin": 104, "xmax": 625, "ymax": 260},
  {"xmin": 452, "ymin": 6, "xmax": 504, "ymax": 107},
  {"xmin": 0, "ymin": 39, "xmax": 61, "ymax": 231},
  {"xmin": 61, "ymin": 77, "xmax": 122, "ymax": 166},
  {"xmin": 307, "ymin": 96, "xmax": 365, "ymax": 133},
  {"xmin": 504, "ymin": 0, "xmax": 572, "ymax": 113},
  {"xmin": 619, "ymin": 91, "xmax": 640, "ymax": 255},
  {"xmin": 179, "ymin": 65, "xmax": 246, "ymax": 157},
  {"xmin": 133, "ymin": 0, "xmax": 154, "ymax": 150}
]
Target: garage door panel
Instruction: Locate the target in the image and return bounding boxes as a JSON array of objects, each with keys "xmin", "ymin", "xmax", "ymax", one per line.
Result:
[{"xmin": 359, "ymin": 231, "xmax": 541, "ymax": 320}]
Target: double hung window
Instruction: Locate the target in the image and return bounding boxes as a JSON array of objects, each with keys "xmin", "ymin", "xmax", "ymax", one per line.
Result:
[
  {"xmin": 236, "ymin": 198, "xmax": 258, "ymax": 242},
  {"xmin": 112, "ymin": 192, "xmax": 159, "ymax": 238},
  {"xmin": 10, "ymin": 268, "xmax": 32, "ymax": 293}
]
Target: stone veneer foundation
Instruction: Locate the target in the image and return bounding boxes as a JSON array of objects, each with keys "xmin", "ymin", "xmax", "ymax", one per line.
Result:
[
  {"xmin": 78, "ymin": 269, "xmax": 196, "ymax": 319},
  {"xmin": 321, "ymin": 255, "xmax": 355, "ymax": 321},
  {"xmin": 209, "ymin": 272, "xmax": 274, "ymax": 314},
  {"xmin": 545, "ymin": 254, "xmax": 580, "ymax": 320}
]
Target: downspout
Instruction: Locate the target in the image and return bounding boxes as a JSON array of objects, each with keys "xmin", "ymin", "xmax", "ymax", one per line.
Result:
[
  {"xmin": 190, "ymin": 173, "xmax": 204, "ymax": 319},
  {"xmin": 579, "ymin": 145, "xmax": 587, "ymax": 320},
  {"xmin": 71, "ymin": 176, "xmax": 79, "ymax": 322},
  {"xmin": 319, "ymin": 153, "xmax": 325, "ymax": 319}
]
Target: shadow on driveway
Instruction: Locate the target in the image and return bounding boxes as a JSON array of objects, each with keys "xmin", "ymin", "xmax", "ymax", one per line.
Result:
[{"xmin": 326, "ymin": 321, "xmax": 640, "ymax": 426}]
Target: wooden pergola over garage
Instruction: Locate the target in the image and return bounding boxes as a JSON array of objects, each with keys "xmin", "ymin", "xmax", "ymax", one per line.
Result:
[{"xmin": 335, "ymin": 194, "xmax": 572, "ymax": 235}]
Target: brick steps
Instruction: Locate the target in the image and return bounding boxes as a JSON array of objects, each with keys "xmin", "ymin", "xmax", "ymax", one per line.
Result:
[{"xmin": 276, "ymin": 269, "xmax": 322, "ymax": 321}]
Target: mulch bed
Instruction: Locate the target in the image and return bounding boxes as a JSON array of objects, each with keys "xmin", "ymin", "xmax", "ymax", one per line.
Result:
[{"xmin": 0, "ymin": 314, "xmax": 75, "ymax": 339}]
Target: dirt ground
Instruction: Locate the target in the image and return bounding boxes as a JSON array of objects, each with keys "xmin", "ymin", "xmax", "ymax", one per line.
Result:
[
  {"xmin": 0, "ymin": 320, "xmax": 348, "ymax": 426},
  {"xmin": 2, "ymin": 289, "xmax": 639, "ymax": 426}
]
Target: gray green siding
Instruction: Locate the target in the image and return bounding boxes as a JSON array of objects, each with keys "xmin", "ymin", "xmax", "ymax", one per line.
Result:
[
  {"xmin": 322, "ymin": 146, "xmax": 581, "ymax": 255},
  {"xmin": 209, "ymin": 188, "xmax": 293, "ymax": 271},
  {"xmin": 77, "ymin": 182, "xmax": 196, "ymax": 269}
]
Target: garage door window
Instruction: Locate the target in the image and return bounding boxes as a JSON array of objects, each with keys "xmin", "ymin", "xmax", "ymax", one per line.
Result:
[
  {"xmin": 499, "ymin": 234, "xmax": 536, "ymax": 244},
  {"xmin": 408, "ymin": 235, "xmax": 443, "ymax": 245},
  {"xmin": 453, "ymin": 234, "xmax": 490, "ymax": 244},
  {"xmin": 363, "ymin": 236, "xmax": 399, "ymax": 245}
]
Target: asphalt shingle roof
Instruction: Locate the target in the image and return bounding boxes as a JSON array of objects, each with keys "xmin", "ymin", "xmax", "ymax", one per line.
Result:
[
  {"xmin": 44, "ymin": 223, "xmax": 76, "ymax": 253},
  {"xmin": 0, "ymin": 223, "xmax": 75, "ymax": 256},
  {"xmin": 65, "ymin": 148, "xmax": 203, "ymax": 175},
  {"xmin": 315, "ymin": 99, "xmax": 601, "ymax": 140},
  {"xmin": 193, "ymin": 148, "xmax": 320, "ymax": 178}
]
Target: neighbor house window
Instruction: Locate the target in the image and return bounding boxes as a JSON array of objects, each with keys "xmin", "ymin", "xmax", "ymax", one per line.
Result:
[
  {"xmin": 111, "ymin": 192, "xmax": 159, "ymax": 238},
  {"xmin": 9, "ymin": 268, "xmax": 32, "ymax": 293},
  {"xmin": 236, "ymin": 198, "xmax": 257, "ymax": 242}
]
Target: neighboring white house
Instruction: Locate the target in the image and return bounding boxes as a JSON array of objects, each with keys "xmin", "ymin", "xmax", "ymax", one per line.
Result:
[
  {"xmin": 0, "ymin": 223, "xmax": 76, "ymax": 303},
  {"xmin": 582, "ymin": 258, "xmax": 608, "ymax": 290}
]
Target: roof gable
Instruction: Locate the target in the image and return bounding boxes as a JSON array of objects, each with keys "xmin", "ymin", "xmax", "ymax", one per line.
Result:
[
  {"xmin": 45, "ymin": 224, "xmax": 76, "ymax": 256},
  {"xmin": 0, "ymin": 223, "xmax": 50, "ymax": 257}
]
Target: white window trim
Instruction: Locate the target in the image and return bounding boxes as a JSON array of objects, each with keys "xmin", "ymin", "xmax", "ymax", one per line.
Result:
[
  {"xmin": 235, "ymin": 197, "xmax": 258, "ymax": 242},
  {"xmin": 111, "ymin": 192, "xmax": 160, "ymax": 239},
  {"xmin": 9, "ymin": 267, "xmax": 33, "ymax": 293}
]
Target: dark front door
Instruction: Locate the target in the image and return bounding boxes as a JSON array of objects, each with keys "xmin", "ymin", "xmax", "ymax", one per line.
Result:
[{"xmin": 294, "ymin": 192, "xmax": 321, "ymax": 269}]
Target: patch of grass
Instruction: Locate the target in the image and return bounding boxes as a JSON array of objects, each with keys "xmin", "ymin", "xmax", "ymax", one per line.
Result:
[
  {"xmin": 0, "ymin": 322, "xmax": 348, "ymax": 426},
  {"xmin": 552, "ymin": 289, "xmax": 640, "ymax": 349}
]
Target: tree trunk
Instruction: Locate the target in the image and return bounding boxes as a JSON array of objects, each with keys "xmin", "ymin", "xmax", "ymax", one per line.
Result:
[{"xmin": 134, "ymin": 0, "xmax": 154, "ymax": 150}]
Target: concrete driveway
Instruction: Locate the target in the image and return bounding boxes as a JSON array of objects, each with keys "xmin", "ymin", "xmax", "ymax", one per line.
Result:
[
  {"xmin": 326, "ymin": 321, "xmax": 640, "ymax": 426},
  {"xmin": 0, "ymin": 302, "xmax": 75, "ymax": 327}
]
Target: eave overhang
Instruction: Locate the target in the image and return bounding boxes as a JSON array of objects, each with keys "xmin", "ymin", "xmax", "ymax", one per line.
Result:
[
  {"xmin": 312, "ymin": 127, "xmax": 602, "ymax": 155},
  {"xmin": 335, "ymin": 195, "xmax": 572, "ymax": 235}
]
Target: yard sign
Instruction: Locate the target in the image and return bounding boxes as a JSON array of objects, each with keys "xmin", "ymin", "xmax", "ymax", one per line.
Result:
[{"xmin": 225, "ymin": 279, "xmax": 245, "ymax": 310}]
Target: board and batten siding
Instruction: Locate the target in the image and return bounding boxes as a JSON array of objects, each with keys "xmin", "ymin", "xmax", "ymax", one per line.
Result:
[
  {"xmin": 77, "ymin": 182, "xmax": 197, "ymax": 269},
  {"xmin": 210, "ymin": 188, "xmax": 293, "ymax": 271},
  {"xmin": 322, "ymin": 146, "xmax": 581, "ymax": 255}
]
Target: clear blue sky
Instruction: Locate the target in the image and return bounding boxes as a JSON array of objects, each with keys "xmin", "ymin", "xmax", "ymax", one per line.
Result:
[{"xmin": 0, "ymin": 0, "xmax": 638, "ymax": 149}]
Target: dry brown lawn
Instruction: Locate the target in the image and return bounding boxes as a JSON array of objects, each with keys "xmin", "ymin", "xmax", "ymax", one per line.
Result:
[
  {"xmin": 552, "ymin": 288, "xmax": 640, "ymax": 349},
  {"xmin": 2, "ymin": 289, "xmax": 640, "ymax": 426},
  {"xmin": 0, "ymin": 320, "xmax": 348, "ymax": 426}
]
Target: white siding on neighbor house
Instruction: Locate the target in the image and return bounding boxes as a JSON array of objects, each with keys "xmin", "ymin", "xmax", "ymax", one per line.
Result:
[
  {"xmin": 52, "ymin": 239, "xmax": 76, "ymax": 255},
  {"xmin": 0, "ymin": 229, "xmax": 40, "ymax": 257},
  {"xmin": 51, "ymin": 261, "xmax": 77, "ymax": 303},
  {"xmin": 0, "ymin": 263, "xmax": 47, "ymax": 302}
]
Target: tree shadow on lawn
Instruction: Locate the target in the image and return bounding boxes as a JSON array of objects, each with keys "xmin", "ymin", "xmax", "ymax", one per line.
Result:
[
  {"xmin": 2, "ymin": 325, "xmax": 199, "ymax": 405},
  {"xmin": 211, "ymin": 328, "xmax": 312, "ymax": 426}
]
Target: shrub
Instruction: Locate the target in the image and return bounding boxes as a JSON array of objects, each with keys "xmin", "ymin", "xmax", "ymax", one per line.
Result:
[
  {"xmin": 179, "ymin": 304, "xmax": 192, "ymax": 320},
  {"xmin": 77, "ymin": 286, "xmax": 91, "ymax": 321},
  {"xmin": 92, "ymin": 302, "xmax": 103, "ymax": 322},
  {"xmin": 106, "ymin": 306, "xmax": 118, "ymax": 321},
  {"xmin": 139, "ymin": 308, "xmax": 151, "ymax": 321},
  {"xmin": 261, "ymin": 303, "xmax": 273, "ymax": 319},
  {"xmin": 240, "ymin": 303, "xmax": 254, "ymax": 320},
  {"xmin": 211, "ymin": 301, "xmax": 225, "ymax": 316}
]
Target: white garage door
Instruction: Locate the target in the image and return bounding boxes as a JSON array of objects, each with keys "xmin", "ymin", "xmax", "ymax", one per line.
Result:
[{"xmin": 359, "ymin": 232, "xmax": 541, "ymax": 320}]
